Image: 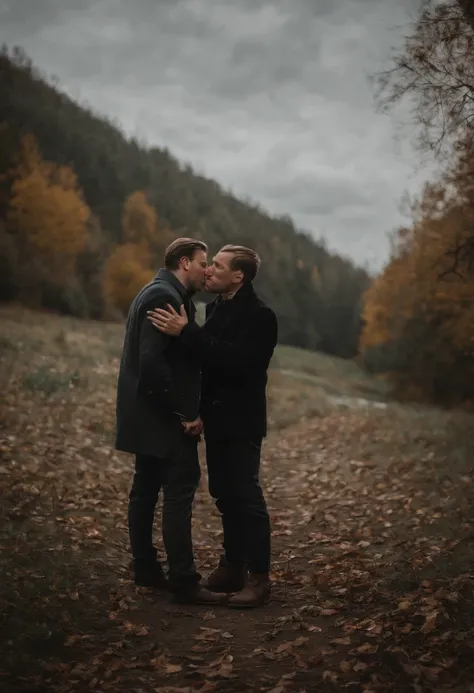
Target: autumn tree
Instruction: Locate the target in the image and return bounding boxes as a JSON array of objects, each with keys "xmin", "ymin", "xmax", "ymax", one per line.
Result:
[
  {"xmin": 122, "ymin": 190, "xmax": 157, "ymax": 246},
  {"xmin": 361, "ymin": 183, "xmax": 474, "ymax": 402},
  {"xmin": 376, "ymin": 0, "xmax": 474, "ymax": 276},
  {"xmin": 0, "ymin": 48, "xmax": 370, "ymax": 353},
  {"xmin": 0, "ymin": 133, "xmax": 94, "ymax": 313},
  {"xmin": 0, "ymin": 122, "xmax": 17, "ymax": 215},
  {"xmin": 104, "ymin": 190, "xmax": 172, "ymax": 315},
  {"xmin": 6, "ymin": 134, "xmax": 89, "ymax": 282},
  {"xmin": 103, "ymin": 243, "xmax": 154, "ymax": 316},
  {"xmin": 363, "ymin": 0, "xmax": 474, "ymax": 402}
]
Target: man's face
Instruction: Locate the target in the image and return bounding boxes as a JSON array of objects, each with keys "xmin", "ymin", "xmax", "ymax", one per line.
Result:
[
  {"xmin": 183, "ymin": 249, "xmax": 208, "ymax": 293},
  {"xmin": 204, "ymin": 251, "xmax": 242, "ymax": 294}
]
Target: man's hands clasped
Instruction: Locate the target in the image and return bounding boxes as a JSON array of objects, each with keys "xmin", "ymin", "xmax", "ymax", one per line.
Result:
[{"xmin": 182, "ymin": 416, "xmax": 203, "ymax": 437}]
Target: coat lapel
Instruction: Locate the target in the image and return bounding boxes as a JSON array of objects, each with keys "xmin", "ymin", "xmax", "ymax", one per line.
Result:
[{"xmin": 203, "ymin": 283, "xmax": 258, "ymax": 335}]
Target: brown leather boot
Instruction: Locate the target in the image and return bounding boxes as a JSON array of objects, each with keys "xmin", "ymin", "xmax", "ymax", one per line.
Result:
[
  {"xmin": 172, "ymin": 583, "xmax": 229, "ymax": 605},
  {"xmin": 201, "ymin": 564, "xmax": 247, "ymax": 593},
  {"xmin": 227, "ymin": 573, "xmax": 271, "ymax": 608}
]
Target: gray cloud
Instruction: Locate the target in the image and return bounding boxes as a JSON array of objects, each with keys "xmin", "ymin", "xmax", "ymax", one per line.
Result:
[{"xmin": 0, "ymin": 0, "xmax": 434, "ymax": 270}]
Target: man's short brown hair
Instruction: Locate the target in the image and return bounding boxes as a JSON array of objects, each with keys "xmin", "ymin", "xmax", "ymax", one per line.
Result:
[
  {"xmin": 219, "ymin": 244, "xmax": 261, "ymax": 282},
  {"xmin": 164, "ymin": 237, "xmax": 208, "ymax": 270}
]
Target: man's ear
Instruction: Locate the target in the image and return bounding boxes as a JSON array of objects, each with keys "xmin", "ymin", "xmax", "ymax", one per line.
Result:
[
  {"xmin": 234, "ymin": 270, "xmax": 244, "ymax": 283},
  {"xmin": 181, "ymin": 256, "xmax": 190, "ymax": 271}
]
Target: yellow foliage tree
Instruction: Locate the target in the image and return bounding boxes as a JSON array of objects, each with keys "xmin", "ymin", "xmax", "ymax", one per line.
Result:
[
  {"xmin": 361, "ymin": 182, "xmax": 474, "ymax": 402},
  {"xmin": 360, "ymin": 246, "xmax": 415, "ymax": 350},
  {"xmin": 122, "ymin": 190, "xmax": 157, "ymax": 245},
  {"xmin": 408, "ymin": 204, "xmax": 474, "ymax": 359},
  {"xmin": 104, "ymin": 189, "xmax": 179, "ymax": 315},
  {"xmin": 7, "ymin": 134, "xmax": 89, "ymax": 280},
  {"xmin": 103, "ymin": 243, "xmax": 154, "ymax": 315}
]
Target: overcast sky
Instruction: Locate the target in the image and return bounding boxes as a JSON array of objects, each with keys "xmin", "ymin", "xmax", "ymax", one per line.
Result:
[{"xmin": 1, "ymin": 0, "xmax": 436, "ymax": 270}]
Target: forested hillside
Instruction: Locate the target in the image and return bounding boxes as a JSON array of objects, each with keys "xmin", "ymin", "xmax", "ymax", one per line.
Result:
[{"xmin": 0, "ymin": 47, "xmax": 370, "ymax": 357}]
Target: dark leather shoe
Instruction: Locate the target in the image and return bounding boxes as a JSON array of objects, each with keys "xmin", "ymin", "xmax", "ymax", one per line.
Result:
[
  {"xmin": 201, "ymin": 564, "xmax": 247, "ymax": 593},
  {"xmin": 133, "ymin": 561, "xmax": 169, "ymax": 589},
  {"xmin": 172, "ymin": 584, "xmax": 229, "ymax": 605},
  {"xmin": 227, "ymin": 573, "xmax": 271, "ymax": 608}
]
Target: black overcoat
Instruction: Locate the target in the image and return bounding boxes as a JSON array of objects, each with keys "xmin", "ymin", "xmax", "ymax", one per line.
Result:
[
  {"xmin": 179, "ymin": 282, "xmax": 278, "ymax": 441},
  {"xmin": 115, "ymin": 269, "xmax": 201, "ymax": 457}
]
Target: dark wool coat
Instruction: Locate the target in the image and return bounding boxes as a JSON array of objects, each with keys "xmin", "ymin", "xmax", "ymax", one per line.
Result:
[
  {"xmin": 179, "ymin": 282, "xmax": 278, "ymax": 441},
  {"xmin": 115, "ymin": 269, "xmax": 201, "ymax": 458}
]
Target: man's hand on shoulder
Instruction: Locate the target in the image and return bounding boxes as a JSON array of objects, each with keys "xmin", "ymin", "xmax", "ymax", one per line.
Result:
[{"xmin": 147, "ymin": 304, "xmax": 189, "ymax": 336}]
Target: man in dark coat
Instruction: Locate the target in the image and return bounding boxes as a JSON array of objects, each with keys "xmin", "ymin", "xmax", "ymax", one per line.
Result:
[
  {"xmin": 147, "ymin": 245, "xmax": 278, "ymax": 608},
  {"xmin": 115, "ymin": 237, "xmax": 225, "ymax": 605}
]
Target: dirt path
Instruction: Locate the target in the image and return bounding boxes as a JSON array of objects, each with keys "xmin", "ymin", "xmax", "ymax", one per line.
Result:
[
  {"xmin": 3, "ymin": 404, "xmax": 474, "ymax": 693},
  {"xmin": 111, "ymin": 409, "xmax": 474, "ymax": 693}
]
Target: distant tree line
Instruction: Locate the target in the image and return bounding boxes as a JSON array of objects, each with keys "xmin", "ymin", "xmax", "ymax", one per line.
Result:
[{"xmin": 0, "ymin": 46, "xmax": 371, "ymax": 357}]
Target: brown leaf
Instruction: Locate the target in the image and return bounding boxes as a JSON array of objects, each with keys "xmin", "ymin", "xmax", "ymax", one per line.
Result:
[
  {"xmin": 322, "ymin": 670, "xmax": 338, "ymax": 684},
  {"xmin": 355, "ymin": 643, "xmax": 378, "ymax": 655},
  {"xmin": 331, "ymin": 636, "xmax": 351, "ymax": 646},
  {"xmin": 195, "ymin": 627, "xmax": 221, "ymax": 641},
  {"xmin": 134, "ymin": 626, "xmax": 149, "ymax": 636},
  {"xmin": 292, "ymin": 636, "xmax": 309, "ymax": 647},
  {"xmin": 397, "ymin": 600, "xmax": 412, "ymax": 611},
  {"xmin": 354, "ymin": 661, "xmax": 368, "ymax": 672},
  {"xmin": 307, "ymin": 624, "xmax": 323, "ymax": 632},
  {"xmin": 320, "ymin": 608, "xmax": 339, "ymax": 616},
  {"xmin": 211, "ymin": 661, "xmax": 234, "ymax": 679},
  {"xmin": 421, "ymin": 610, "xmax": 438, "ymax": 633},
  {"xmin": 294, "ymin": 653, "xmax": 308, "ymax": 669},
  {"xmin": 308, "ymin": 651, "xmax": 325, "ymax": 666},
  {"xmin": 199, "ymin": 683, "xmax": 217, "ymax": 693},
  {"xmin": 275, "ymin": 642, "xmax": 293, "ymax": 654},
  {"xmin": 366, "ymin": 622, "xmax": 383, "ymax": 635},
  {"xmin": 421, "ymin": 666, "xmax": 443, "ymax": 682}
]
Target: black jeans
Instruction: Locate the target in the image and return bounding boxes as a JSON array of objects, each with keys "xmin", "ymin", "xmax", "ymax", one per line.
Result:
[
  {"xmin": 128, "ymin": 435, "xmax": 201, "ymax": 587},
  {"xmin": 205, "ymin": 437, "xmax": 270, "ymax": 574}
]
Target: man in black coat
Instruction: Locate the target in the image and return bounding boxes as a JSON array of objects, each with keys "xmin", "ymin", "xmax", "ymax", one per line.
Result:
[
  {"xmin": 147, "ymin": 245, "xmax": 278, "ymax": 607},
  {"xmin": 115, "ymin": 237, "xmax": 226, "ymax": 605}
]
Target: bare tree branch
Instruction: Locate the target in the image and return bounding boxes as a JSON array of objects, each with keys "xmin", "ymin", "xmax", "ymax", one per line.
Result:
[{"xmin": 375, "ymin": 0, "xmax": 474, "ymax": 158}]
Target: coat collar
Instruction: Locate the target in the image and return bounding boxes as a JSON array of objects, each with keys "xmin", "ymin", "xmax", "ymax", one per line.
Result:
[
  {"xmin": 218, "ymin": 281, "xmax": 257, "ymax": 306},
  {"xmin": 154, "ymin": 268, "xmax": 189, "ymax": 300},
  {"xmin": 207, "ymin": 281, "xmax": 258, "ymax": 319}
]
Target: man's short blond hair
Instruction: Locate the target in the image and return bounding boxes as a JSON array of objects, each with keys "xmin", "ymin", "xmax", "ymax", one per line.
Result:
[{"xmin": 219, "ymin": 244, "xmax": 261, "ymax": 282}]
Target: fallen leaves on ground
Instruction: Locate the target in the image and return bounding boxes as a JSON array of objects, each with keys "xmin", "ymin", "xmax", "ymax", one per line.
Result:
[{"xmin": 1, "ymin": 307, "xmax": 474, "ymax": 692}]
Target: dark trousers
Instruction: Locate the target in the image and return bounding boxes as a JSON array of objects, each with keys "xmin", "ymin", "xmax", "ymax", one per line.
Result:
[
  {"xmin": 128, "ymin": 435, "xmax": 201, "ymax": 587},
  {"xmin": 205, "ymin": 437, "xmax": 270, "ymax": 574}
]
